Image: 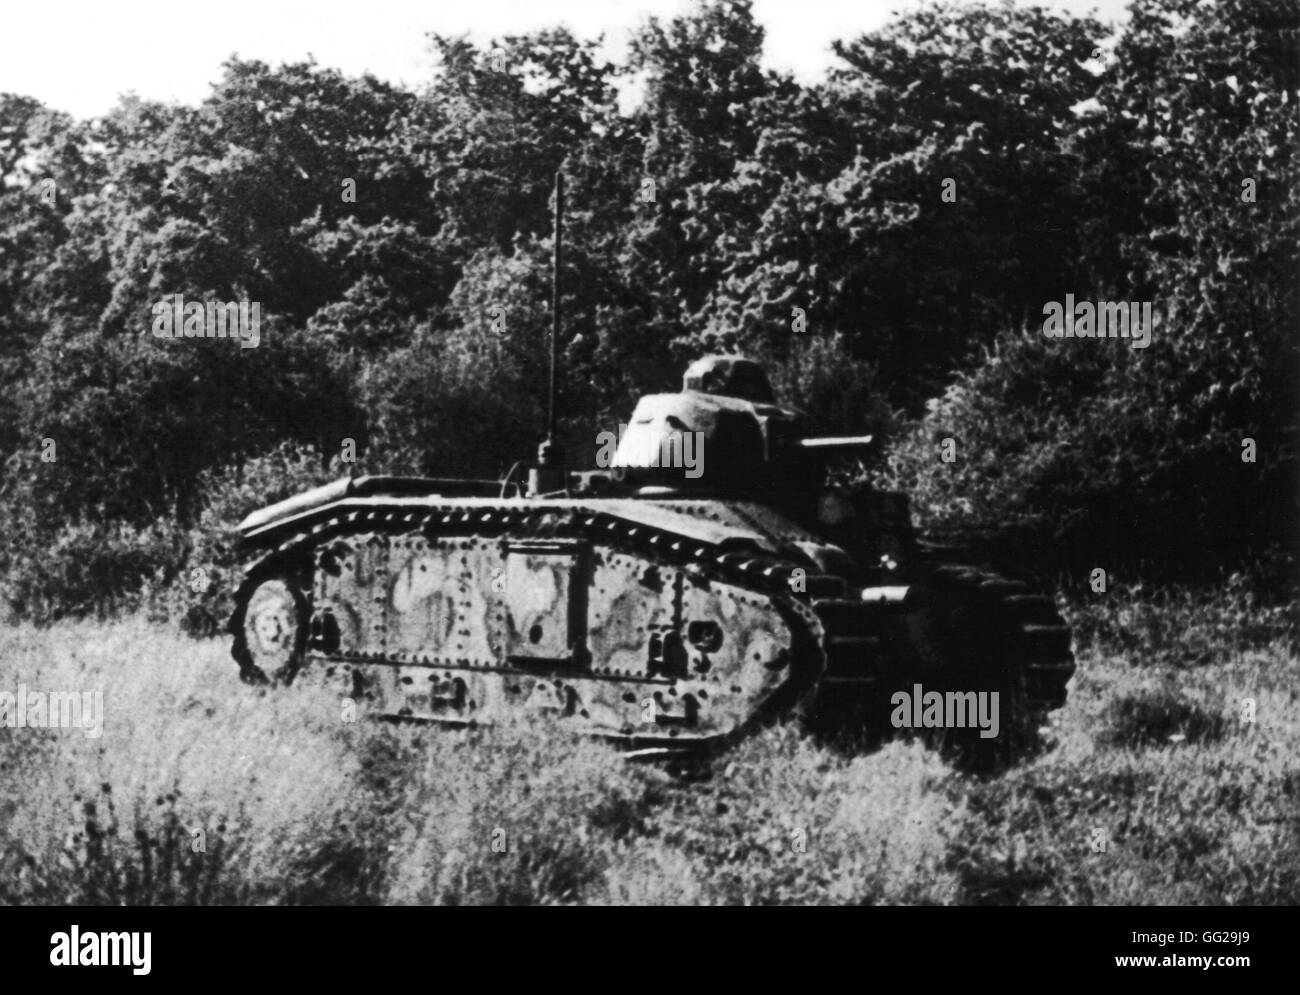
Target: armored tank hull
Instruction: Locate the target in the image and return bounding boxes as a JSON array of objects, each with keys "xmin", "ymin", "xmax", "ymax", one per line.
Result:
[{"xmin": 230, "ymin": 475, "xmax": 1074, "ymax": 760}]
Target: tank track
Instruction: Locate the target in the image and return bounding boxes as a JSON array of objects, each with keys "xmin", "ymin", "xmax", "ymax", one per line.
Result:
[
  {"xmin": 231, "ymin": 500, "xmax": 848, "ymax": 759},
  {"xmin": 231, "ymin": 504, "xmax": 1075, "ymax": 760},
  {"xmin": 921, "ymin": 558, "xmax": 1075, "ymax": 715},
  {"xmin": 797, "ymin": 552, "xmax": 1075, "ymax": 758}
]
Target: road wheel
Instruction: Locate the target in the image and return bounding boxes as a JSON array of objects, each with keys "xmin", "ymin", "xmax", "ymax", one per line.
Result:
[{"xmin": 231, "ymin": 576, "xmax": 308, "ymax": 685}]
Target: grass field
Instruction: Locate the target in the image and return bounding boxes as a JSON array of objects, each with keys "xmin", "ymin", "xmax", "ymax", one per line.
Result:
[{"xmin": 1, "ymin": 582, "xmax": 1296, "ymax": 905}]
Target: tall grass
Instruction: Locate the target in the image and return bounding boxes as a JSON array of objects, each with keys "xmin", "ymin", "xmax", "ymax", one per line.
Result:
[{"xmin": 0, "ymin": 584, "xmax": 1296, "ymax": 905}]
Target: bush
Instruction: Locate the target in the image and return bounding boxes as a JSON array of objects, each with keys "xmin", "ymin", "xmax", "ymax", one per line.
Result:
[
  {"xmin": 877, "ymin": 326, "xmax": 1298, "ymax": 585},
  {"xmin": 763, "ymin": 333, "xmax": 896, "ymax": 441},
  {"xmin": 170, "ymin": 442, "xmax": 341, "ymax": 629},
  {"xmin": 0, "ymin": 519, "xmax": 185, "ymax": 625},
  {"xmin": 0, "ymin": 441, "xmax": 348, "ymax": 627}
]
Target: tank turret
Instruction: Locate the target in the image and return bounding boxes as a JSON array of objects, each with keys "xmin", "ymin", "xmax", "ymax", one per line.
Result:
[
  {"xmin": 681, "ymin": 355, "xmax": 776, "ymax": 402},
  {"xmin": 602, "ymin": 354, "xmax": 872, "ymax": 496}
]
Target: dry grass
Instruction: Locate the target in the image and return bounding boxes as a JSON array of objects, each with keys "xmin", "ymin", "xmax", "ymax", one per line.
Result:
[{"xmin": 0, "ymin": 584, "xmax": 1296, "ymax": 905}]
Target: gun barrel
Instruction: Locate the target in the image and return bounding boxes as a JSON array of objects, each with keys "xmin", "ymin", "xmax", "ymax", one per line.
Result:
[{"xmin": 796, "ymin": 435, "xmax": 875, "ymax": 451}]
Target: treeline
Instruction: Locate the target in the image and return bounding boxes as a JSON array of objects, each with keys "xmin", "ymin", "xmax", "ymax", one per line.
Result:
[{"xmin": 0, "ymin": 0, "xmax": 1295, "ymax": 621}]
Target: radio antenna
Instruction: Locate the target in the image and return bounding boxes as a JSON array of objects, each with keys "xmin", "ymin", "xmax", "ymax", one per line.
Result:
[
  {"xmin": 547, "ymin": 168, "xmax": 563, "ymax": 451},
  {"xmin": 529, "ymin": 165, "xmax": 566, "ymax": 496}
]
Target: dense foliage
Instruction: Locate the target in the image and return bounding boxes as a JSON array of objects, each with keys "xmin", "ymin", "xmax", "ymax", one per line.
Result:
[{"xmin": 0, "ymin": 0, "xmax": 1294, "ymax": 620}]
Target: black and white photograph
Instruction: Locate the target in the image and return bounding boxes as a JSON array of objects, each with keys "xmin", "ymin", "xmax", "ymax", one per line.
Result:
[{"xmin": 0, "ymin": 0, "xmax": 1294, "ymax": 943}]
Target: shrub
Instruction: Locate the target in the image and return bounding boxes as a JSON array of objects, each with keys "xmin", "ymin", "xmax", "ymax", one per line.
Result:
[
  {"xmin": 171, "ymin": 442, "xmax": 341, "ymax": 630},
  {"xmin": 877, "ymin": 325, "xmax": 1297, "ymax": 584},
  {"xmin": 0, "ymin": 519, "xmax": 185, "ymax": 625}
]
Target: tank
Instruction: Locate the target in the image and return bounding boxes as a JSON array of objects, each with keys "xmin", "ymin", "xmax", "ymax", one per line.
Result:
[{"xmin": 228, "ymin": 354, "xmax": 1074, "ymax": 762}]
